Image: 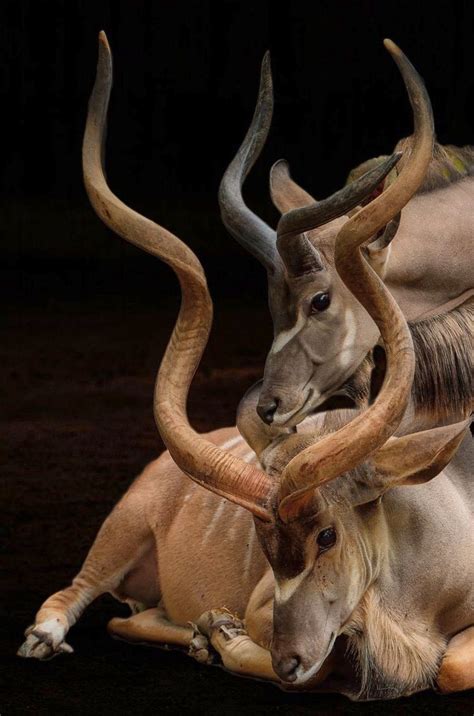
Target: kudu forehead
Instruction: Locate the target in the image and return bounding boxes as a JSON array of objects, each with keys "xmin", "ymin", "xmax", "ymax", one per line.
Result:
[
  {"xmin": 269, "ymin": 216, "xmax": 349, "ymax": 312},
  {"xmin": 268, "ymin": 245, "xmax": 336, "ymax": 334},
  {"xmin": 256, "ymin": 463, "xmax": 376, "ymax": 570},
  {"xmin": 255, "ymin": 517, "xmax": 314, "ymax": 579}
]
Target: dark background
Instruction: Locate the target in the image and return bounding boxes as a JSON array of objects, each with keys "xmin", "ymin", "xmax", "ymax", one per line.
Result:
[{"xmin": 2, "ymin": 1, "xmax": 474, "ymax": 713}]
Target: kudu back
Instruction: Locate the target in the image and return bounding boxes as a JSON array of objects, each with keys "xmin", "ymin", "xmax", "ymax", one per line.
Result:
[
  {"xmin": 220, "ymin": 40, "xmax": 473, "ymax": 431},
  {"xmin": 19, "ymin": 34, "xmax": 474, "ymax": 702}
]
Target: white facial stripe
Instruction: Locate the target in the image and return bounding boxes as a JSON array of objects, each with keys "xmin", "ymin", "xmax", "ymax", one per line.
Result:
[
  {"xmin": 220, "ymin": 435, "xmax": 244, "ymax": 451},
  {"xmin": 338, "ymin": 308, "xmax": 357, "ymax": 369},
  {"xmin": 271, "ymin": 314, "xmax": 306, "ymax": 355},
  {"xmin": 275, "ymin": 565, "xmax": 312, "ymax": 603}
]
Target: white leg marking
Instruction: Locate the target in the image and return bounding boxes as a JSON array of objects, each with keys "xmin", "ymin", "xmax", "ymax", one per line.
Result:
[
  {"xmin": 34, "ymin": 618, "xmax": 67, "ymax": 646},
  {"xmin": 243, "ymin": 450, "xmax": 257, "ymax": 463},
  {"xmin": 271, "ymin": 315, "xmax": 306, "ymax": 355}
]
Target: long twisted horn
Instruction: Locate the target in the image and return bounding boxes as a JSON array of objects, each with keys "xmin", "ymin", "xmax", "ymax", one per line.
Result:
[
  {"xmin": 83, "ymin": 32, "xmax": 273, "ymax": 521},
  {"xmin": 278, "ymin": 39, "xmax": 434, "ymax": 522},
  {"xmin": 277, "ymin": 153, "xmax": 400, "ymax": 243},
  {"xmin": 218, "ymin": 53, "xmax": 278, "ymax": 272},
  {"xmin": 277, "ymin": 38, "xmax": 433, "ymax": 242}
]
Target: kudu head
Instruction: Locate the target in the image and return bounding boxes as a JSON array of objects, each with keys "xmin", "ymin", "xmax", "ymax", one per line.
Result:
[
  {"xmin": 84, "ymin": 34, "xmax": 469, "ymax": 687},
  {"xmin": 220, "ymin": 40, "xmax": 435, "ymax": 427}
]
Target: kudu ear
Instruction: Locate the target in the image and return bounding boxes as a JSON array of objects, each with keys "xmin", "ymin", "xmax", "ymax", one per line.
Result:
[
  {"xmin": 270, "ymin": 160, "xmax": 316, "ymax": 213},
  {"xmin": 373, "ymin": 420, "xmax": 471, "ymax": 488}
]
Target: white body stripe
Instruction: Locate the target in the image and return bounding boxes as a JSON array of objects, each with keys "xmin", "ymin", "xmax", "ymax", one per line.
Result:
[
  {"xmin": 201, "ymin": 499, "xmax": 227, "ymax": 544},
  {"xmin": 220, "ymin": 435, "xmax": 244, "ymax": 451}
]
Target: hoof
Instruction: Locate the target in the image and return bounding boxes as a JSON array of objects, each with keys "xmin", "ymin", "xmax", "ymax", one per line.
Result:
[
  {"xmin": 196, "ymin": 608, "xmax": 245, "ymax": 641},
  {"xmin": 188, "ymin": 624, "xmax": 214, "ymax": 665},
  {"xmin": 17, "ymin": 619, "xmax": 72, "ymax": 660}
]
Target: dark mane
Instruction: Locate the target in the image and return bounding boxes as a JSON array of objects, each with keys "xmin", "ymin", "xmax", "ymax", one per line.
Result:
[
  {"xmin": 409, "ymin": 299, "xmax": 473, "ymax": 419},
  {"xmin": 347, "ymin": 142, "xmax": 474, "ymax": 195},
  {"xmin": 338, "ymin": 299, "xmax": 473, "ymax": 422}
]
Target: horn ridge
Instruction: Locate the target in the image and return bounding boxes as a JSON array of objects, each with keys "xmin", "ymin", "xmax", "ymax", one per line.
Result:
[
  {"xmin": 218, "ymin": 53, "xmax": 278, "ymax": 272},
  {"xmin": 278, "ymin": 40, "xmax": 434, "ymax": 522},
  {"xmin": 277, "ymin": 153, "xmax": 401, "ymax": 240},
  {"xmin": 83, "ymin": 32, "xmax": 273, "ymax": 521}
]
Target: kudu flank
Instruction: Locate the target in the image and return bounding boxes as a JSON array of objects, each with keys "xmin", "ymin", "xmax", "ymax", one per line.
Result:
[
  {"xmin": 19, "ymin": 35, "xmax": 474, "ymax": 702},
  {"xmin": 220, "ymin": 40, "xmax": 473, "ymax": 429}
]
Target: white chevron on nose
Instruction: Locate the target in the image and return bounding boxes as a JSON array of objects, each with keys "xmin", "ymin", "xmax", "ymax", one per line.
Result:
[
  {"xmin": 275, "ymin": 565, "xmax": 311, "ymax": 602},
  {"xmin": 271, "ymin": 315, "xmax": 305, "ymax": 354}
]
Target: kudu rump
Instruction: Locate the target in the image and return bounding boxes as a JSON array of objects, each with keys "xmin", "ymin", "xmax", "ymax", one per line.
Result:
[
  {"xmin": 18, "ymin": 35, "xmax": 474, "ymax": 701},
  {"xmin": 220, "ymin": 38, "xmax": 473, "ymax": 431}
]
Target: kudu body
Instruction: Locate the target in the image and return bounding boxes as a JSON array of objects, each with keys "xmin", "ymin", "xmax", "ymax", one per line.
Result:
[
  {"xmin": 219, "ymin": 41, "xmax": 473, "ymax": 430},
  {"xmin": 19, "ymin": 35, "xmax": 474, "ymax": 702}
]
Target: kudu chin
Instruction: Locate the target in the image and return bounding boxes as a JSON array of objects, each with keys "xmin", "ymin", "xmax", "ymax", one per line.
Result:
[{"xmin": 18, "ymin": 34, "xmax": 474, "ymax": 703}]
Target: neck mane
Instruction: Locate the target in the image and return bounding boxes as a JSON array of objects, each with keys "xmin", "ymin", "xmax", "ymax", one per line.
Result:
[
  {"xmin": 347, "ymin": 142, "xmax": 474, "ymax": 196},
  {"xmin": 340, "ymin": 299, "xmax": 473, "ymax": 429},
  {"xmin": 344, "ymin": 587, "xmax": 446, "ymax": 700}
]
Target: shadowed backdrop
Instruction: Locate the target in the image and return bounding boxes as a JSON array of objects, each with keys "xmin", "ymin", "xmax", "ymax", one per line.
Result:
[{"xmin": 2, "ymin": 1, "xmax": 474, "ymax": 713}]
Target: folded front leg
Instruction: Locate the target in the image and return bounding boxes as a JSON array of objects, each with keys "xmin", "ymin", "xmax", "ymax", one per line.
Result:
[
  {"xmin": 196, "ymin": 608, "xmax": 278, "ymax": 682},
  {"xmin": 108, "ymin": 605, "xmax": 194, "ymax": 651},
  {"xmin": 437, "ymin": 626, "xmax": 474, "ymax": 693}
]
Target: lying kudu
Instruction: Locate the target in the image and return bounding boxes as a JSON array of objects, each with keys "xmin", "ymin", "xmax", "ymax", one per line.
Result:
[
  {"xmin": 220, "ymin": 40, "xmax": 473, "ymax": 430},
  {"xmin": 18, "ymin": 33, "xmax": 474, "ymax": 702}
]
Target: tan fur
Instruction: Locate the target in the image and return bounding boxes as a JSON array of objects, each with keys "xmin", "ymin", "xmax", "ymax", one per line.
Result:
[
  {"xmin": 18, "ymin": 35, "xmax": 474, "ymax": 704},
  {"xmin": 345, "ymin": 588, "xmax": 447, "ymax": 700},
  {"xmin": 348, "ymin": 142, "xmax": 474, "ymax": 195},
  {"xmin": 410, "ymin": 299, "xmax": 473, "ymax": 421}
]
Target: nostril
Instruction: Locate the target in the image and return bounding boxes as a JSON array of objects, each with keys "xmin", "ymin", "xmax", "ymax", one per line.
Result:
[
  {"xmin": 275, "ymin": 654, "xmax": 301, "ymax": 682},
  {"xmin": 257, "ymin": 399, "xmax": 279, "ymax": 425}
]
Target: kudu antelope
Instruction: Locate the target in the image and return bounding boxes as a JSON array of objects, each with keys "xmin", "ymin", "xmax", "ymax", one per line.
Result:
[
  {"xmin": 18, "ymin": 34, "xmax": 474, "ymax": 702},
  {"xmin": 220, "ymin": 39, "xmax": 473, "ymax": 430}
]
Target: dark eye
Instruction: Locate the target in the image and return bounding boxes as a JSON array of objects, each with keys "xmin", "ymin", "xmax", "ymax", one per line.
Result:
[
  {"xmin": 317, "ymin": 527, "xmax": 337, "ymax": 551},
  {"xmin": 310, "ymin": 292, "xmax": 331, "ymax": 313}
]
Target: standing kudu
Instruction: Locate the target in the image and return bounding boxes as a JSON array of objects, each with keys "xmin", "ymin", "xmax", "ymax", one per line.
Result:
[
  {"xmin": 220, "ymin": 40, "xmax": 473, "ymax": 430},
  {"xmin": 18, "ymin": 34, "xmax": 474, "ymax": 702}
]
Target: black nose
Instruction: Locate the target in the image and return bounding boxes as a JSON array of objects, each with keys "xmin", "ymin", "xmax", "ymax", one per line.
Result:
[
  {"xmin": 273, "ymin": 654, "xmax": 301, "ymax": 682},
  {"xmin": 257, "ymin": 399, "xmax": 279, "ymax": 425}
]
